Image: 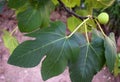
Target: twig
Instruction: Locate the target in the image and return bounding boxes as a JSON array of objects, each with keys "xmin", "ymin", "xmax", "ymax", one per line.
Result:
[
  {"xmin": 10, "ymin": 26, "xmax": 18, "ymax": 36},
  {"xmin": 85, "ymin": 22, "xmax": 90, "ymax": 44},
  {"xmin": 95, "ymin": 19, "xmax": 107, "ymax": 37},
  {"xmin": 57, "ymin": 0, "xmax": 87, "ymax": 20}
]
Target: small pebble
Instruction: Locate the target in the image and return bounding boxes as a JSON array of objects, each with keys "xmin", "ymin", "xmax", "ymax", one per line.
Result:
[
  {"xmin": 103, "ymin": 75, "xmax": 106, "ymax": 78},
  {"xmin": 0, "ymin": 75, "xmax": 5, "ymax": 80}
]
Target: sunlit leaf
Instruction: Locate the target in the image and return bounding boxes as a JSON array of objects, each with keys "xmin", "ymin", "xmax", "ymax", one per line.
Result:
[
  {"xmin": 67, "ymin": 17, "xmax": 96, "ymax": 33},
  {"xmin": 85, "ymin": 0, "xmax": 115, "ymax": 14},
  {"xmin": 2, "ymin": 30, "xmax": 19, "ymax": 54},
  {"xmin": 85, "ymin": 0, "xmax": 115, "ymax": 9},
  {"xmin": 67, "ymin": 16, "xmax": 82, "ymax": 32},
  {"xmin": 62, "ymin": 0, "xmax": 80, "ymax": 8},
  {"xmin": 52, "ymin": 0, "xmax": 59, "ymax": 5}
]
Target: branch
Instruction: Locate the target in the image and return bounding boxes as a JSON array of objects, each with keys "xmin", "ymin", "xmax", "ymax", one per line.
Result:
[{"xmin": 57, "ymin": 0, "xmax": 87, "ymax": 20}]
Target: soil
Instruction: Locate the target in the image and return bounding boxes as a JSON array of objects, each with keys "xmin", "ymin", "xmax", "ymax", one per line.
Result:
[{"xmin": 0, "ymin": 6, "xmax": 120, "ymax": 82}]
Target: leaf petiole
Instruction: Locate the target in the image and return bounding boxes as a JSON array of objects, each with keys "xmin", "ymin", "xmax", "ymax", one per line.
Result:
[
  {"xmin": 67, "ymin": 17, "xmax": 89, "ymax": 38},
  {"xmin": 95, "ymin": 19, "xmax": 107, "ymax": 37},
  {"xmin": 10, "ymin": 26, "xmax": 18, "ymax": 36}
]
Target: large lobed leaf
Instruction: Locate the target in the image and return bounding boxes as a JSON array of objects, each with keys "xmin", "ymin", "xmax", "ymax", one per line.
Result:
[
  {"xmin": 7, "ymin": 21, "xmax": 117, "ymax": 82},
  {"xmin": 8, "ymin": 21, "xmax": 82, "ymax": 80},
  {"xmin": 69, "ymin": 29, "xmax": 105, "ymax": 82}
]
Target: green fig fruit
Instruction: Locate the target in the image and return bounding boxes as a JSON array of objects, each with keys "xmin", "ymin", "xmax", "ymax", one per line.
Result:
[{"xmin": 97, "ymin": 12, "xmax": 109, "ymax": 24}]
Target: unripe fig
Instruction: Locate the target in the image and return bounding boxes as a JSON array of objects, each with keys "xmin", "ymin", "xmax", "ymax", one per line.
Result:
[{"xmin": 97, "ymin": 12, "xmax": 109, "ymax": 24}]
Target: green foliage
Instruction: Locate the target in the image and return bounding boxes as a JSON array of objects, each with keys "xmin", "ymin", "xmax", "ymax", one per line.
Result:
[
  {"xmin": 62, "ymin": 0, "xmax": 80, "ymax": 8},
  {"xmin": 67, "ymin": 16, "xmax": 96, "ymax": 33},
  {"xmin": 17, "ymin": 7, "xmax": 42, "ymax": 32},
  {"xmin": 85, "ymin": 0, "xmax": 115, "ymax": 14},
  {"xmin": 67, "ymin": 16, "xmax": 82, "ymax": 32},
  {"xmin": 114, "ymin": 53, "xmax": 120, "ymax": 76},
  {"xmin": 8, "ymin": 21, "xmax": 81, "ymax": 80},
  {"xmin": 104, "ymin": 0, "xmax": 120, "ymax": 38},
  {"xmin": 69, "ymin": 30, "xmax": 105, "ymax": 82},
  {"xmin": 8, "ymin": 0, "xmax": 27, "ymax": 9},
  {"xmin": 2, "ymin": 30, "xmax": 19, "ymax": 54},
  {"xmin": 5, "ymin": 0, "xmax": 118, "ymax": 82},
  {"xmin": 52, "ymin": 0, "xmax": 58, "ymax": 5},
  {"xmin": 8, "ymin": 0, "xmax": 54, "ymax": 32},
  {"xmin": 104, "ymin": 33, "xmax": 117, "ymax": 72}
]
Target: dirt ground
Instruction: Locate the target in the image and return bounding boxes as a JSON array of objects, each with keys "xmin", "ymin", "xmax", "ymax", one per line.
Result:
[{"xmin": 0, "ymin": 6, "xmax": 120, "ymax": 82}]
